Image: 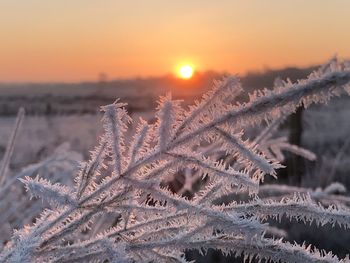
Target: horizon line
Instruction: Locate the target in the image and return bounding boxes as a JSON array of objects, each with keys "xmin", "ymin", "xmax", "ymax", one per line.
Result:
[{"xmin": 0, "ymin": 62, "xmax": 326, "ymax": 85}]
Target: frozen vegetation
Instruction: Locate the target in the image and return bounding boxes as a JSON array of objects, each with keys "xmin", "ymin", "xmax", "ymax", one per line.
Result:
[{"xmin": 0, "ymin": 59, "xmax": 350, "ymax": 262}]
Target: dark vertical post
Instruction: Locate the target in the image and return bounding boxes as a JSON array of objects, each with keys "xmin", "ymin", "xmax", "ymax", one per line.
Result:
[{"xmin": 287, "ymin": 106, "xmax": 304, "ymax": 184}]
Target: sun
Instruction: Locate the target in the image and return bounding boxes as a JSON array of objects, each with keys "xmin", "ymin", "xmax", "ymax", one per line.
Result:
[{"xmin": 178, "ymin": 65, "xmax": 194, "ymax": 79}]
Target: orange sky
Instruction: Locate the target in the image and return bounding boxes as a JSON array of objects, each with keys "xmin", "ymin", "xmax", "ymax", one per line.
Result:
[{"xmin": 1, "ymin": 0, "xmax": 350, "ymax": 82}]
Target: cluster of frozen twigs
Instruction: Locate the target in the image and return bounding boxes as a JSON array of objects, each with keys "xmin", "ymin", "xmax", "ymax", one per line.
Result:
[
  {"xmin": 166, "ymin": 114, "xmax": 318, "ymax": 197},
  {"xmin": 0, "ymin": 140, "xmax": 82, "ymax": 247},
  {"xmin": 1, "ymin": 59, "xmax": 350, "ymax": 263}
]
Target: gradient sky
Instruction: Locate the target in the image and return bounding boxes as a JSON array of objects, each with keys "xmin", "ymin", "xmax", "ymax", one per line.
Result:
[{"xmin": 1, "ymin": 0, "xmax": 350, "ymax": 82}]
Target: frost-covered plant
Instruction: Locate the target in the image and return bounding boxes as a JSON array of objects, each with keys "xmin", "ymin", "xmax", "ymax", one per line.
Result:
[
  {"xmin": 0, "ymin": 143, "xmax": 82, "ymax": 247},
  {"xmin": 166, "ymin": 116, "xmax": 317, "ymax": 197},
  {"xmin": 253, "ymin": 182, "xmax": 350, "ymax": 209},
  {"xmin": 2, "ymin": 59, "xmax": 350, "ymax": 263}
]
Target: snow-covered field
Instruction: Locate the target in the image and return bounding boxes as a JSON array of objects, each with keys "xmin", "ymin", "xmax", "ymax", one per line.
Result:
[{"xmin": 0, "ymin": 111, "xmax": 156, "ymax": 168}]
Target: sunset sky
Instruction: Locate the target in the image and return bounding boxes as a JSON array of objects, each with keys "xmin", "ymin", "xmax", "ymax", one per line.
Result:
[{"xmin": 1, "ymin": 0, "xmax": 350, "ymax": 82}]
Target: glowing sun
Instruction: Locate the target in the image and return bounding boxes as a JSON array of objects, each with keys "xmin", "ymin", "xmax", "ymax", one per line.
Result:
[{"xmin": 178, "ymin": 65, "xmax": 194, "ymax": 79}]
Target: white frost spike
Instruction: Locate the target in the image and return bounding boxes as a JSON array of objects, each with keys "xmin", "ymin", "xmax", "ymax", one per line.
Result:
[
  {"xmin": 156, "ymin": 94, "xmax": 180, "ymax": 151},
  {"xmin": 226, "ymin": 194, "xmax": 350, "ymax": 229},
  {"xmin": 128, "ymin": 118, "xmax": 149, "ymax": 165},
  {"xmin": 215, "ymin": 126, "xmax": 277, "ymax": 175},
  {"xmin": 159, "ymin": 99, "xmax": 172, "ymax": 150},
  {"xmin": 101, "ymin": 100, "xmax": 131, "ymax": 175},
  {"xmin": 173, "ymin": 76, "xmax": 242, "ymax": 138},
  {"xmin": 20, "ymin": 176, "xmax": 76, "ymax": 207},
  {"xmin": 167, "ymin": 151, "xmax": 259, "ymax": 193},
  {"xmin": 76, "ymin": 138, "xmax": 106, "ymax": 199},
  {"xmin": 277, "ymin": 142, "xmax": 317, "ymax": 161}
]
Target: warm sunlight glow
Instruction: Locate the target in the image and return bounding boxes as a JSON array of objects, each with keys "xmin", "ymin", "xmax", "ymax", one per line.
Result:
[{"xmin": 179, "ymin": 65, "xmax": 194, "ymax": 79}]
